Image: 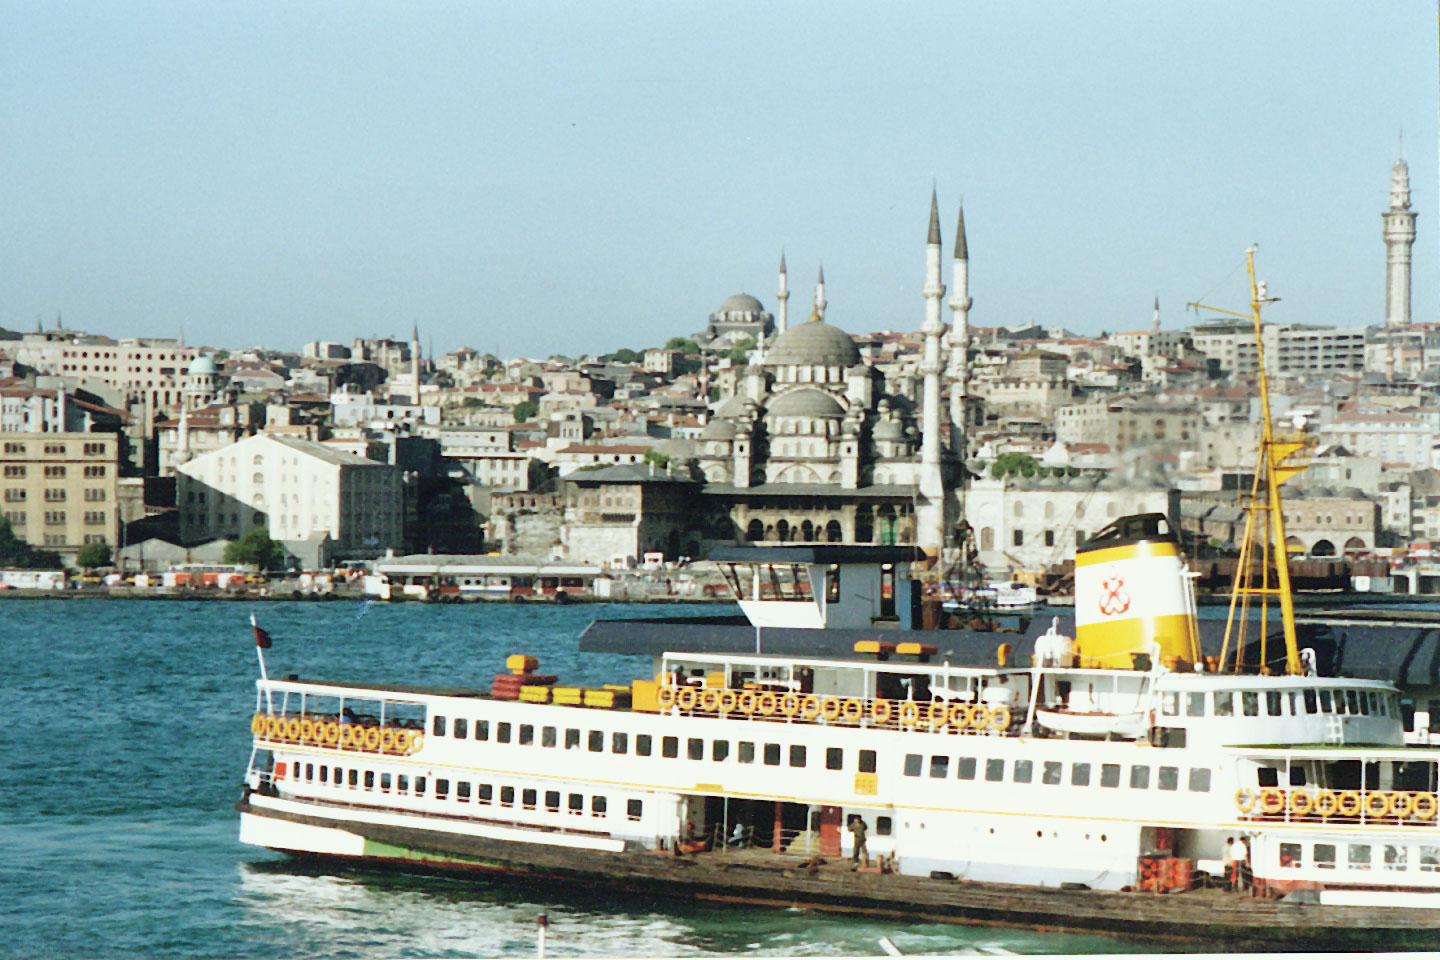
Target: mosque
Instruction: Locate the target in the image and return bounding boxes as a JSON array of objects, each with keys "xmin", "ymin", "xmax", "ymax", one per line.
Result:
[{"xmin": 696, "ymin": 193, "xmax": 972, "ymax": 559}]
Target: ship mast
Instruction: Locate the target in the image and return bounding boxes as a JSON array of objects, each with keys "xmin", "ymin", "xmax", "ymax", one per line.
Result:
[{"xmin": 1188, "ymin": 248, "xmax": 1309, "ymax": 675}]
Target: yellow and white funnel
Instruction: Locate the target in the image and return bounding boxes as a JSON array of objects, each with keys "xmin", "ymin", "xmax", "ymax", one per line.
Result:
[{"xmin": 1073, "ymin": 514, "xmax": 1200, "ymax": 669}]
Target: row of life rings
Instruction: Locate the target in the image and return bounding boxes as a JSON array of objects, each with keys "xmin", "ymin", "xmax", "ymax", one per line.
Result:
[
  {"xmin": 250, "ymin": 713, "xmax": 423, "ymax": 755},
  {"xmin": 654, "ymin": 687, "xmax": 1010, "ymax": 732},
  {"xmin": 1235, "ymin": 786, "xmax": 1438, "ymax": 820}
]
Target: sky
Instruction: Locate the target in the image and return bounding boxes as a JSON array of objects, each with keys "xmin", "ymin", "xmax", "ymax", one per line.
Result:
[{"xmin": 1, "ymin": 1, "xmax": 1436, "ymax": 359}]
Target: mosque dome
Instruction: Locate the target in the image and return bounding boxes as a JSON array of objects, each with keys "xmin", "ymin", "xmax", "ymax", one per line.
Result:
[
  {"xmin": 767, "ymin": 388, "xmax": 846, "ymax": 418},
  {"xmin": 700, "ymin": 418, "xmax": 736, "ymax": 440},
  {"xmin": 716, "ymin": 293, "xmax": 765, "ymax": 317},
  {"xmin": 766, "ymin": 318, "xmax": 861, "ymax": 367},
  {"xmin": 187, "ymin": 355, "xmax": 218, "ymax": 376},
  {"xmin": 714, "ymin": 395, "xmax": 747, "ymax": 419},
  {"xmin": 873, "ymin": 418, "xmax": 905, "ymax": 440}
]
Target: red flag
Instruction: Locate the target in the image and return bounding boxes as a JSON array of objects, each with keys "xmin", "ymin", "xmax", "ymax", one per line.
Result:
[{"xmin": 252, "ymin": 621, "xmax": 273, "ymax": 649}]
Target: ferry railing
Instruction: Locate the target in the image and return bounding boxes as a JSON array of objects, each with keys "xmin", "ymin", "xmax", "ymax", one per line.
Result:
[
  {"xmin": 249, "ymin": 710, "xmax": 424, "ymax": 756},
  {"xmin": 1236, "ymin": 785, "xmax": 1440, "ymax": 827},
  {"xmin": 656, "ymin": 690, "xmax": 1019, "ymax": 737}
]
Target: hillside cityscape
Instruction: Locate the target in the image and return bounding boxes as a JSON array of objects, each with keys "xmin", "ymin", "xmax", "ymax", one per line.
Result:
[{"xmin": 0, "ymin": 160, "xmax": 1431, "ymax": 596}]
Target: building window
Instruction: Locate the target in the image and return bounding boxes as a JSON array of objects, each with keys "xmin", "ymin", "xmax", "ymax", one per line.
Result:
[
  {"xmin": 1013, "ymin": 529, "xmax": 1024, "ymax": 547},
  {"xmin": 43, "ymin": 466, "xmax": 66, "ymax": 478},
  {"xmin": 2, "ymin": 466, "xmax": 23, "ymax": 478}
]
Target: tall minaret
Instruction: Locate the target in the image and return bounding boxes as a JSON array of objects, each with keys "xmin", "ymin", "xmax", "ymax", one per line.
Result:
[
  {"xmin": 410, "ymin": 322, "xmax": 423, "ymax": 405},
  {"xmin": 776, "ymin": 253, "xmax": 790, "ymax": 334},
  {"xmin": 1152, "ymin": 294, "xmax": 1160, "ymax": 333},
  {"xmin": 814, "ymin": 265, "xmax": 827, "ymax": 322},
  {"xmin": 918, "ymin": 190, "xmax": 948, "ymax": 558},
  {"xmin": 946, "ymin": 200, "xmax": 971, "ymax": 455},
  {"xmin": 1384, "ymin": 155, "xmax": 1417, "ymax": 329}
]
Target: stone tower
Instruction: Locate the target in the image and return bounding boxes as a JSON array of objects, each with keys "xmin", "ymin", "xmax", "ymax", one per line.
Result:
[
  {"xmin": 1384, "ymin": 156, "xmax": 1417, "ymax": 328},
  {"xmin": 947, "ymin": 200, "xmax": 971, "ymax": 455},
  {"xmin": 918, "ymin": 190, "xmax": 948, "ymax": 557},
  {"xmin": 776, "ymin": 253, "xmax": 790, "ymax": 334}
]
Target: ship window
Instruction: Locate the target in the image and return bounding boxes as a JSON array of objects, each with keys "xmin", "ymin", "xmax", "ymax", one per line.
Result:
[
  {"xmin": 433, "ymin": 715, "xmax": 447, "ymax": 736},
  {"xmin": 1288, "ymin": 692, "xmax": 1299, "ymax": 716},
  {"xmin": 349, "ymin": 769, "xmax": 359, "ymax": 787},
  {"xmin": 591, "ymin": 731, "xmax": 605, "ymax": 753},
  {"xmin": 415, "ymin": 776, "xmax": 426, "ymax": 794},
  {"xmin": 876, "ymin": 817, "xmax": 892, "ymax": 836},
  {"xmin": 1158, "ymin": 766, "xmax": 1179, "ymax": 791},
  {"xmin": 613, "ymin": 732, "xmax": 628, "ymax": 754},
  {"xmin": 739, "ymin": 741, "xmax": 755, "ymax": 764},
  {"xmin": 659, "ymin": 736, "xmax": 677, "ymax": 758},
  {"xmin": 1042, "ymin": 761, "xmax": 1062, "ymax": 785},
  {"xmin": 454, "ymin": 718, "xmax": 468, "ymax": 739},
  {"xmin": 1319, "ymin": 690, "xmax": 1333, "ymax": 713},
  {"xmin": 1130, "ymin": 766, "xmax": 1150, "ymax": 789},
  {"xmin": 1257, "ymin": 767, "xmax": 1279, "ymax": 787},
  {"xmin": 364, "ymin": 771, "xmax": 375, "ymax": 790},
  {"xmin": 434, "ymin": 778, "xmax": 448, "ymax": 798},
  {"xmin": 1161, "ymin": 692, "xmax": 1178, "ymax": 716},
  {"xmin": 1348, "ymin": 844, "xmax": 1371, "ymax": 871},
  {"xmin": 592, "ymin": 796, "xmax": 606, "ymax": 817},
  {"xmin": 713, "ymin": 740, "xmax": 729, "ymax": 762},
  {"xmin": 319, "ymin": 766, "xmax": 328, "ymax": 784},
  {"xmin": 476, "ymin": 720, "xmax": 490, "ymax": 741},
  {"xmin": 1420, "ymin": 846, "xmax": 1440, "ymax": 871},
  {"xmin": 1214, "ymin": 692, "xmax": 1233, "ymax": 716},
  {"xmin": 1188, "ymin": 768, "xmax": 1212, "ymax": 792},
  {"xmin": 398, "ymin": 775, "xmax": 409, "ymax": 794},
  {"xmin": 1280, "ymin": 843, "xmax": 1302, "ymax": 868},
  {"xmin": 566, "ymin": 728, "xmax": 581, "ymax": 750},
  {"xmin": 985, "ymin": 758, "xmax": 1004, "ymax": 782},
  {"xmin": 1299, "ymin": 688, "xmax": 1318, "ymax": 714},
  {"xmin": 1385, "ymin": 845, "xmax": 1406, "ymax": 871},
  {"xmin": 500, "ymin": 786, "xmax": 514, "ymax": 807},
  {"xmin": 535, "ymin": 725, "xmax": 553, "ymax": 748},
  {"xmin": 546, "ymin": 790, "xmax": 560, "ymax": 812},
  {"xmin": 1315, "ymin": 844, "xmax": 1336, "ymax": 869},
  {"xmin": 929, "ymin": 756, "xmax": 949, "ymax": 778},
  {"xmin": 1187, "ymin": 694, "xmax": 1205, "ymax": 717},
  {"xmin": 859, "ymin": 750, "xmax": 876, "ymax": 773},
  {"xmin": 478, "ymin": 784, "xmax": 492, "ymax": 804},
  {"xmin": 958, "ymin": 757, "xmax": 977, "ymax": 780},
  {"xmin": 522, "ymin": 788, "xmax": 536, "ymax": 809},
  {"xmin": 627, "ymin": 799, "xmax": 643, "ymax": 821},
  {"xmin": 1100, "ymin": 764, "xmax": 1120, "ymax": 788},
  {"xmin": 455, "ymin": 781, "xmax": 469, "ymax": 801},
  {"xmin": 381, "ymin": 773, "xmax": 392, "ymax": 792},
  {"xmin": 1263, "ymin": 691, "xmax": 1279, "ymax": 716},
  {"xmin": 1365, "ymin": 692, "xmax": 1378, "ymax": 716},
  {"xmin": 1289, "ymin": 766, "xmax": 1306, "ymax": 787},
  {"xmin": 826, "ymin": 748, "xmax": 843, "ymax": 770},
  {"xmin": 826, "ymin": 565, "xmax": 840, "ymax": 603},
  {"xmin": 1013, "ymin": 760, "xmax": 1033, "ymax": 783},
  {"xmin": 1241, "ymin": 692, "xmax": 1258, "ymax": 717},
  {"xmin": 305, "ymin": 763, "xmax": 314, "ymax": 782},
  {"xmin": 497, "ymin": 722, "xmax": 512, "ymax": 743},
  {"xmin": 1346, "ymin": 690, "xmax": 1361, "ymax": 715},
  {"xmin": 1071, "ymin": 763, "xmax": 1091, "ymax": 786},
  {"xmin": 904, "ymin": 754, "xmax": 923, "ymax": 777},
  {"xmin": 689, "ymin": 738, "xmax": 705, "ymax": 760},
  {"xmin": 764, "ymin": 743, "xmax": 781, "ymax": 766},
  {"xmin": 569, "ymin": 793, "xmax": 583, "ymax": 814}
]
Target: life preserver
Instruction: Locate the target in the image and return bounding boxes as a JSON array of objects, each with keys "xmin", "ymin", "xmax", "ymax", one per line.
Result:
[
  {"xmin": 656, "ymin": 685, "xmax": 676, "ymax": 710},
  {"xmin": 700, "ymin": 689, "xmax": 721, "ymax": 712},
  {"xmin": 780, "ymin": 693, "xmax": 801, "ymax": 717},
  {"xmin": 323, "ymin": 721, "xmax": 340, "ymax": 746},
  {"xmin": 1289, "ymin": 790, "xmax": 1313, "ymax": 817},
  {"xmin": 1391, "ymin": 791, "xmax": 1416, "ymax": 819},
  {"xmin": 871, "ymin": 698, "xmax": 892, "ymax": 724},
  {"xmin": 988, "ymin": 705, "xmax": 1011, "ymax": 732},
  {"xmin": 821, "ymin": 697, "xmax": 842, "ymax": 722},
  {"xmin": 1413, "ymin": 792, "xmax": 1438, "ymax": 820},
  {"xmin": 802, "ymin": 695, "xmax": 823, "ymax": 720},
  {"xmin": 923, "ymin": 702, "xmax": 945, "ymax": 729},
  {"xmin": 339, "ymin": 724, "xmax": 357, "ymax": 748},
  {"xmin": 251, "ymin": 714, "xmax": 265, "ymax": 735},
  {"xmin": 1336, "ymin": 791, "xmax": 1362, "ymax": 817},
  {"xmin": 757, "ymin": 692, "xmax": 778, "ymax": 716},
  {"xmin": 299, "ymin": 718, "xmax": 315, "ymax": 742},
  {"xmin": 408, "ymin": 732, "xmax": 424, "ymax": 753},
  {"xmin": 1258, "ymin": 789, "xmax": 1285, "ymax": 815},
  {"xmin": 719, "ymin": 690, "xmax": 738, "ymax": 714},
  {"xmin": 899, "ymin": 701, "xmax": 920, "ymax": 727},
  {"xmin": 1234, "ymin": 788, "xmax": 1256, "ymax": 813},
  {"xmin": 843, "ymin": 698, "xmax": 864, "ymax": 724},
  {"xmin": 266, "ymin": 716, "xmax": 283, "ymax": 739},
  {"xmin": 953, "ymin": 703, "xmax": 975, "ymax": 730},
  {"xmin": 970, "ymin": 705, "xmax": 993, "ymax": 730},
  {"xmin": 284, "ymin": 717, "xmax": 300, "ymax": 740},
  {"xmin": 1312, "ymin": 790, "xmax": 1338, "ymax": 817},
  {"xmin": 1366, "ymin": 791, "xmax": 1393, "ymax": 818},
  {"xmin": 380, "ymin": 728, "xmax": 398, "ymax": 752},
  {"xmin": 677, "ymin": 686, "xmax": 699, "ymax": 712},
  {"xmin": 363, "ymin": 726, "xmax": 382, "ymax": 751},
  {"xmin": 738, "ymin": 691, "xmax": 758, "ymax": 714}
]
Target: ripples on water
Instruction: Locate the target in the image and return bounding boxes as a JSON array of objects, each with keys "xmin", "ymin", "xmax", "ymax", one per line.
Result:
[{"xmin": 2, "ymin": 598, "xmax": 1159, "ymax": 958}]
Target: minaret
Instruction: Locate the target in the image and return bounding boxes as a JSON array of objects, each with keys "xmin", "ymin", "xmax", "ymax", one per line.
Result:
[
  {"xmin": 1152, "ymin": 294, "xmax": 1160, "ymax": 334},
  {"xmin": 776, "ymin": 253, "xmax": 790, "ymax": 334},
  {"xmin": 176, "ymin": 404, "xmax": 191, "ymax": 470},
  {"xmin": 946, "ymin": 200, "xmax": 971, "ymax": 456},
  {"xmin": 1384, "ymin": 155, "xmax": 1417, "ymax": 328},
  {"xmin": 411, "ymin": 322, "xmax": 423, "ymax": 405},
  {"xmin": 814, "ymin": 265, "xmax": 827, "ymax": 322},
  {"xmin": 918, "ymin": 189, "xmax": 948, "ymax": 558}
]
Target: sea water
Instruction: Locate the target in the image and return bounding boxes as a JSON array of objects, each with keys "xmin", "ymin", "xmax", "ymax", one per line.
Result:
[{"xmin": 1, "ymin": 598, "xmax": 1168, "ymax": 957}]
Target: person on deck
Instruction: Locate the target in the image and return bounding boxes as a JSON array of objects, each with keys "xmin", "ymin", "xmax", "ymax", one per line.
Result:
[
  {"xmin": 1225, "ymin": 836, "xmax": 1250, "ymax": 892},
  {"xmin": 849, "ymin": 816, "xmax": 869, "ymax": 867}
]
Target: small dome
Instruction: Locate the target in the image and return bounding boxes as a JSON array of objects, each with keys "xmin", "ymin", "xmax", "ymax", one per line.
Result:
[
  {"xmin": 716, "ymin": 293, "xmax": 765, "ymax": 317},
  {"xmin": 714, "ymin": 395, "xmax": 746, "ymax": 419},
  {"xmin": 1339, "ymin": 486, "xmax": 1367, "ymax": 500},
  {"xmin": 1310, "ymin": 485, "xmax": 1336, "ymax": 499},
  {"xmin": 700, "ymin": 419, "xmax": 736, "ymax": 440},
  {"xmin": 873, "ymin": 419, "xmax": 905, "ymax": 440},
  {"xmin": 766, "ymin": 319, "xmax": 861, "ymax": 367},
  {"xmin": 188, "ymin": 355, "xmax": 218, "ymax": 376},
  {"xmin": 767, "ymin": 388, "xmax": 846, "ymax": 418}
]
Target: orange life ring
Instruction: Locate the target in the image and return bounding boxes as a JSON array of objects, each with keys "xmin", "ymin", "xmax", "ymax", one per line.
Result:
[
  {"xmin": 988, "ymin": 705, "xmax": 1011, "ymax": 732},
  {"xmin": 323, "ymin": 721, "xmax": 340, "ymax": 746},
  {"xmin": 780, "ymin": 693, "xmax": 801, "ymax": 717},
  {"xmin": 899, "ymin": 701, "xmax": 920, "ymax": 727},
  {"xmin": 657, "ymin": 685, "xmax": 676, "ymax": 709},
  {"xmin": 677, "ymin": 686, "xmax": 699, "ymax": 712},
  {"xmin": 802, "ymin": 695, "xmax": 823, "ymax": 720},
  {"xmin": 1258, "ymin": 789, "xmax": 1285, "ymax": 815},
  {"xmin": 1336, "ymin": 791, "xmax": 1362, "ymax": 817},
  {"xmin": 1312, "ymin": 790, "xmax": 1338, "ymax": 817},
  {"xmin": 843, "ymin": 698, "xmax": 864, "ymax": 724},
  {"xmin": 251, "ymin": 714, "xmax": 265, "ymax": 735},
  {"xmin": 1412, "ymin": 792, "xmax": 1438, "ymax": 820},
  {"xmin": 871, "ymin": 698, "xmax": 893, "ymax": 724},
  {"xmin": 969, "ymin": 704, "xmax": 992, "ymax": 730},
  {"xmin": 380, "ymin": 728, "xmax": 398, "ymax": 752},
  {"xmin": 1366, "ymin": 792, "xmax": 1393, "ymax": 818},
  {"xmin": 700, "ymin": 689, "xmax": 721, "ymax": 712},
  {"xmin": 266, "ymin": 716, "xmax": 283, "ymax": 739},
  {"xmin": 947, "ymin": 703, "xmax": 967, "ymax": 729},
  {"xmin": 299, "ymin": 718, "xmax": 315, "ymax": 742},
  {"xmin": 1289, "ymin": 790, "xmax": 1313, "ymax": 816},
  {"xmin": 821, "ymin": 697, "xmax": 842, "ymax": 721},
  {"xmin": 738, "ymin": 691, "xmax": 758, "ymax": 714},
  {"xmin": 718, "ymin": 690, "xmax": 738, "ymax": 713},
  {"xmin": 339, "ymin": 724, "xmax": 357, "ymax": 748},
  {"xmin": 757, "ymin": 692, "xmax": 778, "ymax": 716},
  {"xmin": 363, "ymin": 726, "xmax": 382, "ymax": 751},
  {"xmin": 1391, "ymin": 792, "xmax": 1416, "ymax": 819},
  {"xmin": 954, "ymin": 703, "xmax": 976, "ymax": 730},
  {"xmin": 1234, "ymin": 788, "xmax": 1256, "ymax": 813},
  {"xmin": 407, "ymin": 731, "xmax": 424, "ymax": 753},
  {"xmin": 923, "ymin": 702, "xmax": 945, "ymax": 729}
]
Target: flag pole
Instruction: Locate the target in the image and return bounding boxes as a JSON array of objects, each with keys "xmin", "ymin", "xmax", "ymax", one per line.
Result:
[{"xmin": 252, "ymin": 612, "xmax": 273, "ymax": 714}]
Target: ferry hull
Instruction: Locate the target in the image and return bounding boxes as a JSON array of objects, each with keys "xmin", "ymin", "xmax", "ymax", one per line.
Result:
[{"xmin": 238, "ymin": 798, "xmax": 1440, "ymax": 950}]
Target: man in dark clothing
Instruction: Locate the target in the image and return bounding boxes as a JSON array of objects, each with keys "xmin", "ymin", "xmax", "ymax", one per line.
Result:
[{"xmin": 849, "ymin": 816, "xmax": 869, "ymax": 866}]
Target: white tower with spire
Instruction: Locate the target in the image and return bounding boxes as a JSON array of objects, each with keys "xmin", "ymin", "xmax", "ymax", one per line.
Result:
[
  {"xmin": 1384, "ymin": 155, "xmax": 1417, "ymax": 329},
  {"xmin": 1152, "ymin": 294, "xmax": 1160, "ymax": 333},
  {"xmin": 814, "ymin": 265, "xmax": 827, "ymax": 322},
  {"xmin": 946, "ymin": 200, "xmax": 971, "ymax": 456},
  {"xmin": 776, "ymin": 253, "xmax": 790, "ymax": 334},
  {"xmin": 918, "ymin": 190, "xmax": 948, "ymax": 558},
  {"xmin": 410, "ymin": 323, "xmax": 423, "ymax": 405}
]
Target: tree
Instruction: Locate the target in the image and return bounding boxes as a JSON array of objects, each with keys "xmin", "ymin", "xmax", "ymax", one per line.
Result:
[
  {"xmin": 990, "ymin": 453, "xmax": 1041, "ymax": 479},
  {"xmin": 76, "ymin": 542, "xmax": 112, "ymax": 569},
  {"xmin": 606, "ymin": 348, "xmax": 642, "ymax": 364},
  {"xmin": 643, "ymin": 449, "xmax": 671, "ymax": 469},
  {"xmin": 512, "ymin": 400, "xmax": 538, "ymax": 423},
  {"xmin": 224, "ymin": 529, "xmax": 288, "ymax": 570},
  {"xmin": 664, "ymin": 337, "xmax": 700, "ymax": 354},
  {"xmin": 728, "ymin": 338, "xmax": 756, "ymax": 364},
  {"xmin": 0, "ymin": 516, "xmax": 59, "ymax": 569}
]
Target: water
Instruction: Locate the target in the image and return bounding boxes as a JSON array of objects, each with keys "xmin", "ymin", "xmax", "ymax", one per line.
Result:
[{"xmin": 3, "ymin": 598, "xmax": 1162, "ymax": 957}]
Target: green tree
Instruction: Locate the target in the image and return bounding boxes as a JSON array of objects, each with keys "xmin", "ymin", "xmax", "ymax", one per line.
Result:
[
  {"xmin": 664, "ymin": 337, "xmax": 700, "ymax": 354},
  {"xmin": 461, "ymin": 396, "xmax": 483, "ymax": 408},
  {"xmin": 224, "ymin": 529, "xmax": 288, "ymax": 570},
  {"xmin": 990, "ymin": 453, "xmax": 1041, "ymax": 479},
  {"xmin": 728, "ymin": 338, "xmax": 756, "ymax": 364},
  {"xmin": 0, "ymin": 515, "xmax": 36, "ymax": 567},
  {"xmin": 512, "ymin": 400, "xmax": 538, "ymax": 423},
  {"xmin": 607, "ymin": 348, "xmax": 642, "ymax": 364},
  {"xmin": 76, "ymin": 542, "xmax": 112, "ymax": 569},
  {"xmin": 643, "ymin": 449, "xmax": 671, "ymax": 469}
]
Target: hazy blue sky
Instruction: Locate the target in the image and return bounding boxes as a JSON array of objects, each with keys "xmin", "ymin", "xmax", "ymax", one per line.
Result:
[{"xmin": 1, "ymin": 1, "xmax": 1435, "ymax": 358}]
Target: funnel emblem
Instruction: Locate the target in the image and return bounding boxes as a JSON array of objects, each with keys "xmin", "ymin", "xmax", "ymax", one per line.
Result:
[{"xmin": 1098, "ymin": 575, "xmax": 1131, "ymax": 617}]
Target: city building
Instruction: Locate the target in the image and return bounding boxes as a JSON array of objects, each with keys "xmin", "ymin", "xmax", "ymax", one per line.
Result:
[{"xmin": 0, "ymin": 432, "xmax": 121, "ymax": 561}]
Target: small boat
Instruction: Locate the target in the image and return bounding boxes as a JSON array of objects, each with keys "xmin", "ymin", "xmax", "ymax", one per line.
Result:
[{"xmin": 944, "ymin": 580, "xmax": 1039, "ymax": 612}]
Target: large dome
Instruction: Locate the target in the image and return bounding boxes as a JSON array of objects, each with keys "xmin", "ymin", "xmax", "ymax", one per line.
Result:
[
  {"xmin": 187, "ymin": 355, "xmax": 218, "ymax": 376},
  {"xmin": 716, "ymin": 293, "xmax": 765, "ymax": 317},
  {"xmin": 767, "ymin": 388, "xmax": 846, "ymax": 418},
  {"xmin": 766, "ymin": 319, "xmax": 861, "ymax": 367}
]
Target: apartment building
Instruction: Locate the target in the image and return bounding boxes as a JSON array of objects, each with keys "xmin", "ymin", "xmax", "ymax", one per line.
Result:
[{"xmin": 0, "ymin": 433, "xmax": 121, "ymax": 560}]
